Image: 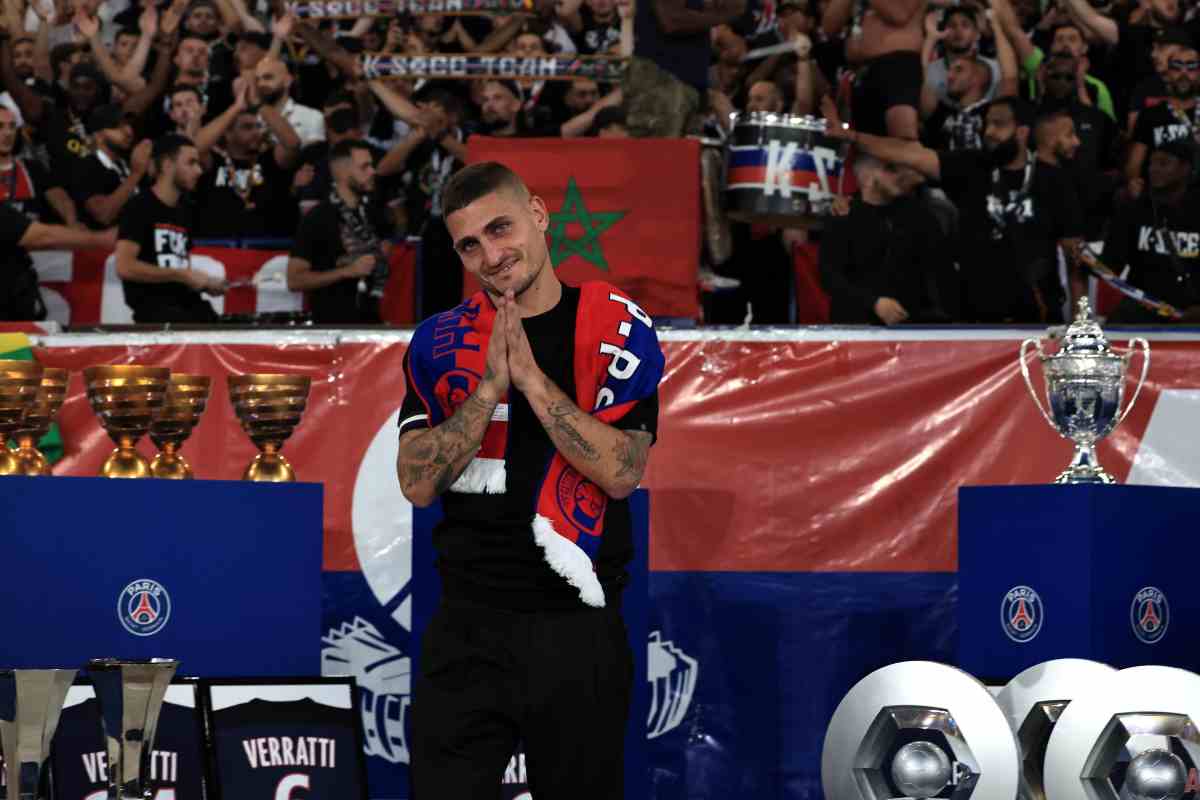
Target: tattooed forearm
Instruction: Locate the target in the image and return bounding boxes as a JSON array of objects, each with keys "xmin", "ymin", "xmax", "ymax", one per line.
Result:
[
  {"xmin": 547, "ymin": 402, "xmax": 600, "ymax": 461},
  {"xmin": 613, "ymin": 431, "xmax": 651, "ymax": 479},
  {"xmin": 397, "ymin": 389, "xmax": 498, "ymax": 504}
]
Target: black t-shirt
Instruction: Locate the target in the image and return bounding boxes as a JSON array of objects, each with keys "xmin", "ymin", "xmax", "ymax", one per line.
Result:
[
  {"xmin": 1129, "ymin": 74, "xmax": 1170, "ymax": 122},
  {"xmin": 289, "ymin": 198, "xmax": 392, "ymax": 324},
  {"xmin": 819, "ymin": 194, "xmax": 952, "ymax": 323},
  {"xmin": 938, "ymin": 150, "xmax": 1084, "ymax": 321},
  {"xmin": 0, "ymin": 157, "xmax": 60, "ymax": 221},
  {"xmin": 211, "ymin": 698, "xmax": 363, "ymax": 799},
  {"xmin": 117, "ymin": 189, "xmax": 214, "ymax": 322},
  {"xmin": 924, "ymin": 100, "xmax": 987, "ymax": 151},
  {"xmin": 1102, "ymin": 189, "xmax": 1200, "ymax": 317},
  {"xmin": 577, "ymin": 5, "xmax": 621, "ymax": 54},
  {"xmin": 51, "ymin": 698, "xmax": 205, "ymax": 800},
  {"xmin": 195, "ymin": 149, "xmax": 297, "ymax": 238},
  {"xmin": 397, "ymin": 285, "xmax": 660, "ymax": 611},
  {"xmin": 0, "ymin": 201, "xmax": 37, "ymax": 321},
  {"xmin": 1133, "ymin": 100, "xmax": 1199, "ymax": 149},
  {"xmin": 72, "ymin": 151, "xmax": 134, "ymax": 230},
  {"xmin": 45, "ymin": 106, "xmax": 92, "ymax": 175}
]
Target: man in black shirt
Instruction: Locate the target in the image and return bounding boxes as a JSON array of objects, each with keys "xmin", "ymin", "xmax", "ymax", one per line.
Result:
[
  {"xmin": 115, "ymin": 134, "xmax": 225, "ymax": 323},
  {"xmin": 72, "ymin": 104, "xmax": 152, "ymax": 230},
  {"xmin": 0, "ymin": 106, "xmax": 79, "ymax": 226},
  {"xmin": 286, "ymin": 139, "xmax": 391, "ymax": 324},
  {"xmin": 1102, "ymin": 139, "xmax": 1200, "ymax": 322},
  {"xmin": 826, "ymin": 95, "xmax": 1084, "ymax": 322},
  {"xmin": 397, "ymin": 161, "xmax": 661, "ymax": 799},
  {"xmin": 820, "ymin": 155, "xmax": 954, "ymax": 323},
  {"xmin": 1126, "ymin": 43, "xmax": 1199, "ymax": 194}
]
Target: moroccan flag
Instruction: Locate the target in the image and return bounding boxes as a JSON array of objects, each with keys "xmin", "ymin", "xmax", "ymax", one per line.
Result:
[
  {"xmin": 0, "ymin": 331, "xmax": 62, "ymax": 464},
  {"xmin": 465, "ymin": 137, "xmax": 700, "ymax": 319}
]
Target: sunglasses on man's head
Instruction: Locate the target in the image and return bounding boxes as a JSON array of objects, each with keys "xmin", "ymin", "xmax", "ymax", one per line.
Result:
[{"xmin": 1168, "ymin": 58, "xmax": 1200, "ymax": 71}]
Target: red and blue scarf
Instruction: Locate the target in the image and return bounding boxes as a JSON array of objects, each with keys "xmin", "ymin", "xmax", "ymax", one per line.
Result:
[{"xmin": 405, "ymin": 281, "xmax": 664, "ymax": 607}]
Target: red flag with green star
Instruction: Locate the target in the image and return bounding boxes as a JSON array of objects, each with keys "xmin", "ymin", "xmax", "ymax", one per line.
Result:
[{"xmin": 464, "ymin": 137, "xmax": 700, "ymax": 319}]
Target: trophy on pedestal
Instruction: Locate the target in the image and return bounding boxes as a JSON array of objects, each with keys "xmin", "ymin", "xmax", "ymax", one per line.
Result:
[
  {"xmin": 148, "ymin": 374, "xmax": 211, "ymax": 479},
  {"xmin": 0, "ymin": 668, "xmax": 77, "ymax": 800},
  {"xmin": 227, "ymin": 373, "xmax": 312, "ymax": 482},
  {"xmin": 86, "ymin": 658, "xmax": 179, "ymax": 800},
  {"xmin": 1020, "ymin": 298, "xmax": 1150, "ymax": 484},
  {"xmin": 12, "ymin": 368, "xmax": 69, "ymax": 476},
  {"xmin": 0, "ymin": 361, "xmax": 44, "ymax": 477},
  {"xmin": 83, "ymin": 366, "xmax": 171, "ymax": 479}
]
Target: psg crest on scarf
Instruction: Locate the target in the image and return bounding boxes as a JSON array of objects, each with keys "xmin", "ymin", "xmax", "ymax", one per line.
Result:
[{"xmin": 117, "ymin": 578, "xmax": 172, "ymax": 637}]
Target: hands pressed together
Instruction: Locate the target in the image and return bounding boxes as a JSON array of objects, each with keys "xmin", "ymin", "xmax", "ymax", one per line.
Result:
[{"xmin": 479, "ymin": 289, "xmax": 542, "ymax": 403}]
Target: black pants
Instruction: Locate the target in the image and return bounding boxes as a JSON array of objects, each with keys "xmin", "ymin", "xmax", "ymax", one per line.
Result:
[{"xmin": 411, "ymin": 601, "xmax": 633, "ymax": 799}]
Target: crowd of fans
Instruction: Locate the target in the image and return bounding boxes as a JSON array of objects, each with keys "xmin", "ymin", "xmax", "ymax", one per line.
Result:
[{"xmin": 0, "ymin": 0, "xmax": 1194, "ymax": 325}]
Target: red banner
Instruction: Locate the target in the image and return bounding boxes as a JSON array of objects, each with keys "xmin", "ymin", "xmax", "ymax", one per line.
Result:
[
  {"xmin": 466, "ymin": 137, "xmax": 701, "ymax": 319},
  {"xmin": 34, "ymin": 244, "xmax": 418, "ymax": 326}
]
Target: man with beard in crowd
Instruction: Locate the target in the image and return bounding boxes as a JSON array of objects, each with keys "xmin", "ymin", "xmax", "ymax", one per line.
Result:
[
  {"xmin": 1101, "ymin": 138, "xmax": 1200, "ymax": 322},
  {"xmin": 1126, "ymin": 42, "xmax": 1200, "ymax": 196},
  {"xmin": 820, "ymin": 155, "xmax": 953, "ymax": 323},
  {"xmin": 40, "ymin": 63, "xmax": 110, "ymax": 172},
  {"xmin": 254, "ymin": 56, "xmax": 324, "ymax": 146},
  {"xmin": 924, "ymin": 7, "xmax": 1001, "ymax": 107},
  {"xmin": 924, "ymin": 56, "xmax": 996, "ymax": 151},
  {"xmin": 115, "ymin": 133, "xmax": 225, "ymax": 323},
  {"xmin": 825, "ymin": 95, "xmax": 1084, "ymax": 322},
  {"xmin": 72, "ymin": 104, "xmax": 153, "ymax": 230},
  {"xmin": 287, "ymin": 139, "xmax": 393, "ymax": 324}
]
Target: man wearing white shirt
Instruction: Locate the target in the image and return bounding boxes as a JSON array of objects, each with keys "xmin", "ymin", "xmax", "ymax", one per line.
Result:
[{"xmin": 253, "ymin": 56, "xmax": 324, "ymax": 145}]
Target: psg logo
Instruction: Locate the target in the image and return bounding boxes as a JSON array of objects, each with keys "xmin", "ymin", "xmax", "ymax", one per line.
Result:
[
  {"xmin": 117, "ymin": 578, "xmax": 172, "ymax": 637},
  {"xmin": 1130, "ymin": 586, "xmax": 1170, "ymax": 644},
  {"xmin": 1000, "ymin": 585, "xmax": 1043, "ymax": 643}
]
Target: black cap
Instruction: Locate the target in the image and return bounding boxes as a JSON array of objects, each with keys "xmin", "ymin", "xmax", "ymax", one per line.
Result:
[
  {"xmin": 85, "ymin": 103, "xmax": 130, "ymax": 134},
  {"xmin": 1154, "ymin": 26, "xmax": 1194, "ymax": 48},
  {"xmin": 591, "ymin": 106, "xmax": 626, "ymax": 134},
  {"xmin": 1152, "ymin": 137, "xmax": 1196, "ymax": 163}
]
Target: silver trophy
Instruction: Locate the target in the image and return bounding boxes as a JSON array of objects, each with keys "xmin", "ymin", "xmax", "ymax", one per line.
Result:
[
  {"xmin": 821, "ymin": 661, "xmax": 1019, "ymax": 800},
  {"xmin": 1020, "ymin": 298, "xmax": 1150, "ymax": 484},
  {"xmin": 1044, "ymin": 665, "xmax": 1200, "ymax": 800},
  {"xmin": 86, "ymin": 659, "xmax": 179, "ymax": 800},
  {"xmin": 0, "ymin": 669, "xmax": 77, "ymax": 800}
]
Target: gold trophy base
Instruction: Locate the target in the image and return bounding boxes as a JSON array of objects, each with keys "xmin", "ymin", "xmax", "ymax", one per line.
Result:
[
  {"xmin": 14, "ymin": 436, "xmax": 50, "ymax": 475},
  {"xmin": 243, "ymin": 450, "xmax": 296, "ymax": 482},
  {"xmin": 150, "ymin": 451, "xmax": 193, "ymax": 479},
  {"xmin": 0, "ymin": 445, "xmax": 22, "ymax": 476},
  {"xmin": 100, "ymin": 447, "xmax": 153, "ymax": 478}
]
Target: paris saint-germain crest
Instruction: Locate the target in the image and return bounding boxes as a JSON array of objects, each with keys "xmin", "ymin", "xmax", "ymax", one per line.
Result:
[
  {"xmin": 1130, "ymin": 586, "xmax": 1169, "ymax": 644},
  {"xmin": 118, "ymin": 578, "xmax": 172, "ymax": 637},
  {"xmin": 1001, "ymin": 585, "xmax": 1043, "ymax": 643}
]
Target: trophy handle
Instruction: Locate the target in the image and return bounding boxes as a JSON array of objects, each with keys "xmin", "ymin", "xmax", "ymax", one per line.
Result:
[
  {"xmin": 1116, "ymin": 337, "xmax": 1151, "ymax": 427},
  {"xmin": 1019, "ymin": 338, "xmax": 1058, "ymax": 429}
]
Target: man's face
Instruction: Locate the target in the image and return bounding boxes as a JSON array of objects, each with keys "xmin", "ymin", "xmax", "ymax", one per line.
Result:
[
  {"xmin": 184, "ymin": 5, "xmax": 219, "ymax": 36},
  {"xmin": 12, "ymin": 41, "xmax": 35, "ymax": 79},
  {"xmin": 480, "ymin": 83, "xmax": 519, "ymax": 126},
  {"xmin": 234, "ymin": 40, "xmax": 266, "ymax": 73},
  {"xmin": 1166, "ymin": 47, "xmax": 1200, "ymax": 97},
  {"xmin": 746, "ymin": 81, "xmax": 782, "ymax": 113},
  {"xmin": 172, "ymin": 144, "xmax": 204, "ymax": 192},
  {"xmin": 1044, "ymin": 57, "xmax": 1077, "ymax": 100},
  {"xmin": 68, "ymin": 75, "xmax": 100, "ymax": 113},
  {"xmin": 945, "ymin": 13, "xmax": 979, "ymax": 53},
  {"xmin": 1149, "ymin": 149, "xmax": 1190, "ymax": 191},
  {"xmin": 174, "ymin": 38, "xmax": 209, "ymax": 76},
  {"xmin": 345, "ymin": 148, "xmax": 376, "ymax": 195},
  {"xmin": 565, "ymin": 79, "xmax": 599, "ymax": 112},
  {"xmin": 100, "ymin": 121, "xmax": 134, "ymax": 153},
  {"xmin": 1153, "ymin": 42, "xmax": 1182, "ymax": 74},
  {"xmin": 113, "ymin": 32, "xmax": 138, "ymax": 64},
  {"xmin": 983, "ymin": 105, "xmax": 1019, "ymax": 152},
  {"xmin": 711, "ymin": 25, "xmax": 746, "ymax": 65},
  {"xmin": 169, "ymin": 89, "xmax": 203, "ymax": 129},
  {"xmin": 446, "ymin": 188, "xmax": 550, "ymax": 299},
  {"xmin": 946, "ymin": 57, "xmax": 974, "ymax": 100},
  {"xmin": 227, "ymin": 112, "xmax": 262, "ymax": 152},
  {"xmin": 1051, "ymin": 25, "xmax": 1086, "ymax": 57},
  {"xmin": 1050, "ymin": 116, "xmax": 1080, "ymax": 161},
  {"xmin": 0, "ymin": 110, "xmax": 18, "ymax": 156},
  {"xmin": 254, "ymin": 60, "xmax": 289, "ymax": 104},
  {"xmin": 511, "ymin": 32, "xmax": 545, "ymax": 58}
]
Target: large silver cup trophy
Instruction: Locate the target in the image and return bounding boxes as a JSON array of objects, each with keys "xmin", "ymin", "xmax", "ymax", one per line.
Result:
[
  {"xmin": 86, "ymin": 658, "xmax": 178, "ymax": 800},
  {"xmin": 1020, "ymin": 298, "xmax": 1150, "ymax": 484},
  {"xmin": 0, "ymin": 669, "xmax": 77, "ymax": 800}
]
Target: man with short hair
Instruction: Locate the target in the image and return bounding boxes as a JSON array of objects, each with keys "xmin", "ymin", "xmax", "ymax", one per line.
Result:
[
  {"xmin": 479, "ymin": 79, "xmax": 527, "ymax": 137},
  {"xmin": 286, "ymin": 139, "xmax": 392, "ymax": 324},
  {"xmin": 1126, "ymin": 44, "xmax": 1200, "ymax": 196},
  {"xmin": 72, "ymin": 104, "xmax": 151, "ymax": 229},
  {"xmin": 397, "ymin": 160, "xmax": 661, "ymax": 799},
  {"xmin": 254, "ymin": 56, "xmax": 324, "ymax": 145},
  {"xmin": 114, "ymin": 133, "xmax": 224, "ymax": 323},
  {"xmin": 924, "ymin": 7, "xmax": 1001, "ymax": 107},
  {"xmin": 167, "ymin": 83, "xmax": 205, "ymax": 137}
]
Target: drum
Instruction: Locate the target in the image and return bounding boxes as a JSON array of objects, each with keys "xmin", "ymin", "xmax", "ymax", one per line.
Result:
[{"xmin": 724, "ymin": 112, "xmax": 848, "ymax": 228}]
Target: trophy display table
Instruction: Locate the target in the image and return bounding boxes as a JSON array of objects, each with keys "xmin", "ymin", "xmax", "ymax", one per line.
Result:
[
  {"xmin": 0, "ymin": 476, "xmax": 322, "ymax": 675},
  {"xmin": 958, "ymin": 484, "xmax": 1200, "ymax": 680}
]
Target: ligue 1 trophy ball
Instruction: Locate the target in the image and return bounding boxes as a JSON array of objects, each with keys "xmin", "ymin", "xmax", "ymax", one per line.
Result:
[
  {"xmin": 1123, "ymin": 749, "xmax": 1187, "ymax": 800},
  {"xmin": 892, "ymin": 741, "xmax": 953, "ymax": 799}
]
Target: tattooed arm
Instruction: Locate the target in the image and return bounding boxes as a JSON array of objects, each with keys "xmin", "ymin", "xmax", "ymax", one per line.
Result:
[{"xmin": 395, "ymin": 300, "xmax": 511, "ymax": 507}]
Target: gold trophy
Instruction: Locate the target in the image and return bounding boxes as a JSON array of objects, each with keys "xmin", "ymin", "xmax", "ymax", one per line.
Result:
[
  {"xmin": 228, "ymin": 373, "xmax": 312, "ymax": 482},
  {"xmin": 0, "ymin": 360, "xmax": 44, "ymax": 476},
  {"xmin": 149, "ymin": 373, "xmax": 211, "ymax": 479},
  {"xmin": 83, "ymin": 365, "xmax": 171, "ymax": 478},
  {"xmin": 12, "ymin": 367, "xmax": 68, "ymax": 476}
]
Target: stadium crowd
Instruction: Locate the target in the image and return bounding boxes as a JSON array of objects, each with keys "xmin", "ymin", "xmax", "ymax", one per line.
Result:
[{"xmin": 0, "ymin": 0, "xmax": 1194, "ymax": 325}]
